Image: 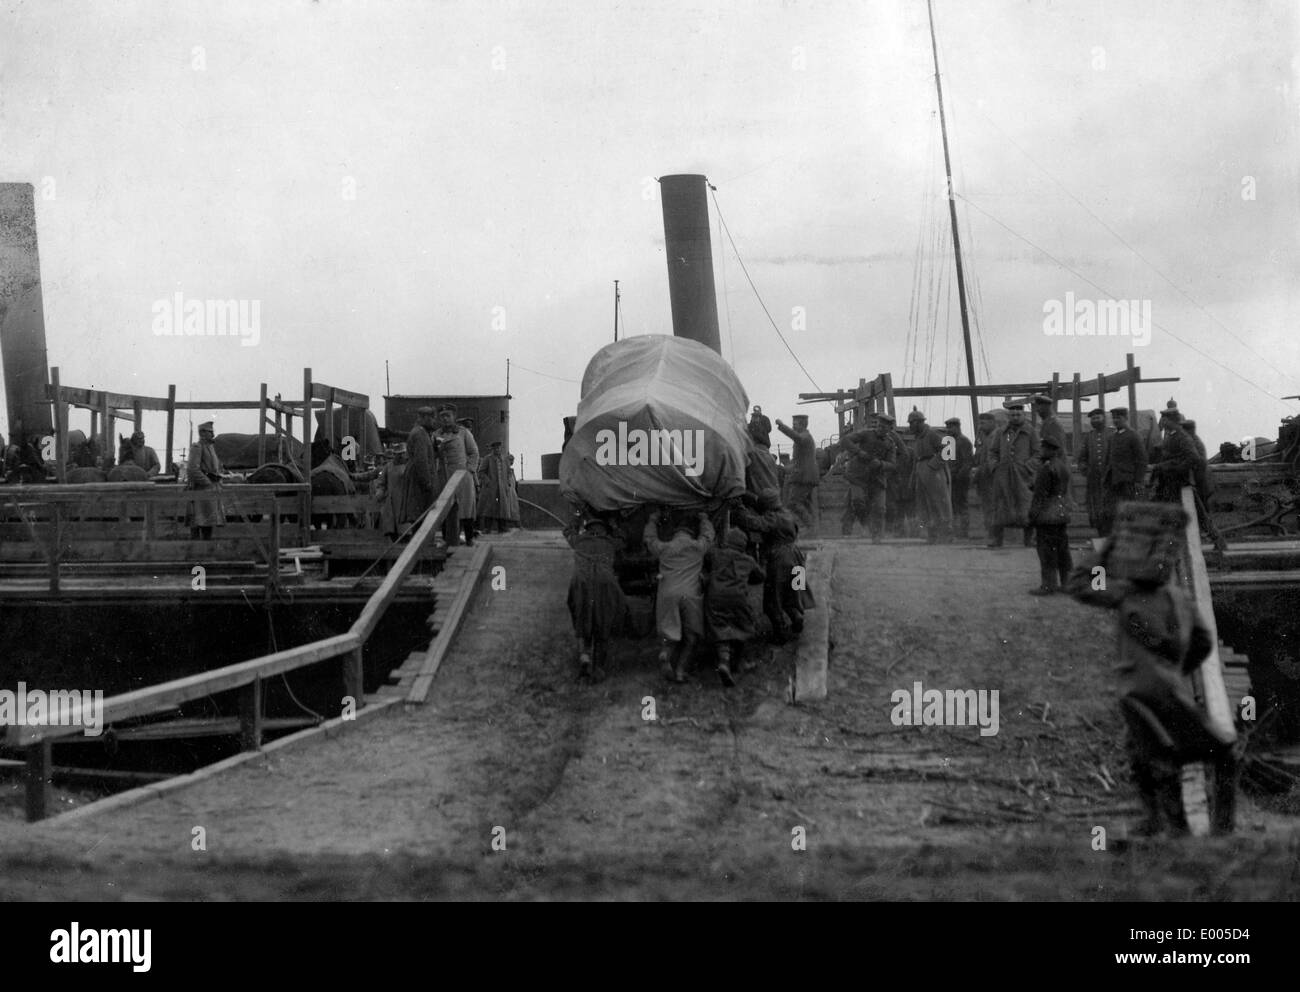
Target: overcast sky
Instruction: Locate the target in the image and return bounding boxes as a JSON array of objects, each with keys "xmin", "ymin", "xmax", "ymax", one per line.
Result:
[{"xmin": 1, "ymin": 0, "xmax": 1296, "ymax": 470}]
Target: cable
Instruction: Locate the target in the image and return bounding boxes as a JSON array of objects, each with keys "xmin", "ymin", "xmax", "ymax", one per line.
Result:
[
  {"xmin": 956, "ymin": 193, "xmax": 1286, "ymax": 402},
  {"xmin": 967, "ymin": 100, "xmax": 1275, "ymax": 370},
  {"xmin": 509, "ymin": 362, "xmax": 579, "ymax": 384},
  {"xmin": 709, "ymin": 186, "xmax": 823, "ymax": 392},
  {"xmin": 717, "ymin": 202, "xmax": 737, "ymax": 367}
]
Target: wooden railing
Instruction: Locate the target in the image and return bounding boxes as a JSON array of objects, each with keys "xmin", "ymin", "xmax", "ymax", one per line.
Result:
[
  {"xmin": 4, "ymin": 471, "xmax": 469, "ymax": 821},
  {"xmin": 0, "ymin": 483, "xmax": 309, "ymax": 593}
]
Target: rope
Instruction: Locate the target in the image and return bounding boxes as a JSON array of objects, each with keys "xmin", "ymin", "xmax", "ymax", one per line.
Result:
[
  {"xmin": 957, "ymin": 192, "xmax": 1286, "ymax": 404},
  {"xmin": 709, "ymin": 186, "xmax": 822, "ymax": 392}
]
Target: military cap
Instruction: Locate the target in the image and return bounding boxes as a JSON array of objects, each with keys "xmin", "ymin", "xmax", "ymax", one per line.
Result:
[
  {"xmin": 416, "ymin": 406, "xmax": 436, "ymax": 416},
  {"xmin": 791, "ymin": 412, "xmax": 808, "ymax": 421},
  {"xmin": 1029, "ymin": 392, "xmax": 1053, "ymax": 405},
  {"xmin": 437, "ymin": 403, "xmax": 457, "ymax": 414},
  {"xmin": 1160, "ymin": 408, "xmax": 1183, "ymax": 423},
  {"xmin": 1184, "ymin": 420, "xmax": 1197, "ymax": 431},
  {"xmin": 1086, "ymin": 408, "xmax": 1107, "ymax": 418},
  {"xmin": 1110, "ymin": 407, "xmax": 1129, "ymax": 416},
  {"xmin": 876, "ymin": 413, "xmax": 896, "ymax": 425},
  {"xmin": 131, "ymin": 430, "xmax": 146, "ymax": 442},
  {"xmin": 489, "ymin": 439, "xmax": 502, "ymax": 448},
  {"xmin": 944, "ymin": 417, "xmax": 961, "ymax": 426},
  {"xmin": 1002, "ymin": 400, "xmax": 1025, "ymax": 410},
  {"xmin": 907, "ymin": 410, "xmax": 926, "ymax": 422},
  {"xmin": 977, "ymin": 411, "xmax": 996, "ymax": 421},
  {"xmin": 198, "ymin": 420, "xmax": 215, "ymax": 432}
]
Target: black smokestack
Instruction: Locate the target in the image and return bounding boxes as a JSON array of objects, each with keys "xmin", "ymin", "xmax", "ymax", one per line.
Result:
[
  {"xmin": 0, "ymin": 183, "xmax": 53, "ymax": 441},
  {"xmin": 659, "ymin": 174, "xmax": 721, "ymax": 354}
]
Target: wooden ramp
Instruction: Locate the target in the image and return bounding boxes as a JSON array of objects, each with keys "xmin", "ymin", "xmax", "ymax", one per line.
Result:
[{"xmin": 373, "ymin": 542, "xmax": 493, "ymax": 704}]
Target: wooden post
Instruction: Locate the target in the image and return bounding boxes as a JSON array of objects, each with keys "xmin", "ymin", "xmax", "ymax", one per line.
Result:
[
  {"xmin": 1126, "ymin": 352, "xmax": 1139, "ymax": 415},
  {"xmin": 132, "ymin": 400, "xmax": 143, "ymax": 433},
  {"xmin": 302, "ymin": 368, "xmax": 313, "ymax": 545},
  {"xmin": 258, "ymin": 383, "xmax": 268, "ymax": 467},
  {"xmin": 238, "ymin": 676, "xmax": 264, "ymax": 750},
  {"xmin": 326, "ymin": 387, "xmax": 336, "ymax": 451},
  {"xmin": 1071, "ymin": 372, "xmax": 1083, "ymax": 456},
  {"xmin": 268, "ymin": 500, "xmax": 281, "ymax": 595},
  {"xmin": 1096, "ymin": 373, "xmax": 1106, "ymax": 413},
  {"xmin": 25, "ymin": 741, "xmax": 53, "ymax": 822},
  {"xmin": 49, "ymin": 505, "xmax": 60, "ymax": 594},
  {"xmin": 165, "ymin": 384, "xmax": 176, "ymax": 473},
  {"xmin": 99, "ymin": 392, "xmax": 111, "ymax": 468},
  {"xmin": 883, "ymin": 372, "xmax": 896, "ymax": 420},
  {"xmin": 836, "ymin": 389, "xmax": 845, "ymax": 438},
  {"xmin": 344, "ymin": 646, "xmax": 365, "ymax": 711},
  {"xmin": 51, "ymin": 367, "xmax": 67, "ymax": 484},
  {"xmin": 1050, "ymin": 372, "xmax": 1063, "ymax": 451}
]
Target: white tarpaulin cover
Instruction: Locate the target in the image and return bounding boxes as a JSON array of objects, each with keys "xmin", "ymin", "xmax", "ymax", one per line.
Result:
[{"xmin": 560, "ymin": 335, "xmax": 750, "ymax": 511}]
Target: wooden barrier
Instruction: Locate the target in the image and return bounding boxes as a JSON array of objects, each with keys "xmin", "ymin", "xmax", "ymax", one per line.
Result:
[{"xmin": 5, "ymin": 472, "xmax": 469, "ymax": 821}]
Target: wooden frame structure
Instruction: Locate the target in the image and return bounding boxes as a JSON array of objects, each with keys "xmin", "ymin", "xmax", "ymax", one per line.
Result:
[{"xmin": 800, "ymin": 352, "xmax": 1179, "ymax": 455}]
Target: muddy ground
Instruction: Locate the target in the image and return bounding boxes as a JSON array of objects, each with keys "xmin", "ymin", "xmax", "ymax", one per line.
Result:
[{"xmin": 1, "ymin": 534, "xmax": 1298, "ymax": 901}]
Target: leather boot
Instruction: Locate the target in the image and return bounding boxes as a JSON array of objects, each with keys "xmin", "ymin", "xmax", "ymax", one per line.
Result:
[
  {"xmin": 1130, "ymin": 760, "xmax": 1164, "ymax": 837},
  {"xmin": 716, "ymin": 644, "xmax": 735, "ymax": 687}
]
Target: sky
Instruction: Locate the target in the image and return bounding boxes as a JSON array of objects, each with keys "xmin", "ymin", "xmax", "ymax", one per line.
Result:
[{"xmin": 1, "ymin": 0, "xmax": 1296, "ymax": 473}]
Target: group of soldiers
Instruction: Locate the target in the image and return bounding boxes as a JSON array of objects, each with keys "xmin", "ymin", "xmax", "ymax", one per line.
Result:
[{"xmin": 383, "ymin": 404, "xmax": 520, "ymax": 547}]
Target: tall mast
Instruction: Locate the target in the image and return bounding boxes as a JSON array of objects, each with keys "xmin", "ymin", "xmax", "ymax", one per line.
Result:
[
  {"xmin": 926, "ymin": 0, "xmax": 979, "ymax": 429},
  {"xmin": 613, "ymin": 279, "xmax": 621, "ymax": 342}
]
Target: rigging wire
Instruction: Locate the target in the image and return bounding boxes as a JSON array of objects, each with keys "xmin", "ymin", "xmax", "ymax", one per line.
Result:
[
  {"xmin": 967, "ymin": 100, "xmax": 1275, "ymax": 371},
  {"xmin": 510, "ymin": 362, "xmax": 579, "ymax": 384},
  {"xmin": 956, "ymin": 192, "xmax": 1285, "ymax": 402},
  {"xmin": 709, "ymin": 186, "xmax": 823, "ymax": 392},
  {"xmin": 717, "ymin": 201, "xmax": 737, "ymax": 368}
]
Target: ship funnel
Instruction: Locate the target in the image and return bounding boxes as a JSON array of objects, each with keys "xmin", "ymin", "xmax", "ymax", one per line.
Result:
[
  {"xmin": 659, "ymin": 174, "xmax": 721, "ymax": 354},
  {"xmin": 0, "ymin": 183, "xmax": 53, "ymax": 441}
]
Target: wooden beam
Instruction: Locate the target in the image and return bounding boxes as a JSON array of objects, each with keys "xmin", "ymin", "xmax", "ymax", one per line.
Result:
[
  {"xmin": 408, "ymin": 542, "xmax": 493, "ymax": 702},
  {"xmin": 5, "ymin": 632, "xmax": 361, "ymax": 747},
  {"xmin": 1096, "ymin": 373, "xmax": 1105, "ymax": 412},
  {"xmin": 171, "ymin": 400, "xmax": 265, "ymax": 410},
  {"xmin": 25, "ymin": 742, "xmax": 52, "ymax": 821},
  {"xmin": 1181, "ymin": 486, "xmax": 1235, "ymax": 742},
  {"xmin": 350, "ymin": 471, "xmax": 466, "ymax": 643},
  {"xmin": 302, "ymin": 368, "xmax": 313, "ymax": 545},
  {"xmin": 1126, "ymin": 352, "xmax": 1139, "ymax": 415},
  {"xmin": 791, "ymin": 549, "xmax": 833, "ymax": 703},
  {"xmin": 311, "ymin": 383, "xmax": 368, "ymax": 409},
  {"xmin": 258, "ymin": 383, "xmax": 268, "ymax": 467},
  {"xmin": 51, "ymin": 367, "xmax": 67, "ymax": 484},
  {"xmin": 1072, "ymin": 372, "xmax": 1083, "ymax": 458},
  {"xmin": 165, "ymin": 384, "xmax": 176, "ymax": 473},
  {"xmin": 883, "ymin": 373, "xmax": 896, "ymax": 420},
  {"xmin": 238, "ymin": 676, "xmax": 263, "ymax": 750}
]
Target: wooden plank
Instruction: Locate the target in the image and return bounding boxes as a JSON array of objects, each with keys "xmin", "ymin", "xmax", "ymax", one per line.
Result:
[
  {"xmin": 5, "ymin": 632, "xmax": 360, "ymax": 747},
  {"xmin": 343, "ymin": 646, "xmax": 364, "ymax": 710},
  {"xmin": 25, "ymin": 742, "xmax": 52, "ymax": 821},
  {"xmin": 349, "ymin": 471, "xmax": 467, "ymax": 643},
  {"xmin": 407, "ymin": 542, "xmax": 493, "ymax": 703},
  {"xmin": 1071, "ymin": 372, "xmax": 1083, "ymax": 459},
  {"xmin": 238, "ymin": 676, "xmax": 263, "ymax": 750},
  {"xmin": 792, "ymin": 549, "xmax": 833, "ymax": 703},
  {"xmin": 312, "ymin": 382, "xmax": 368, "ymax": 409},
  {"xmin": 49, "ymin": 384, "xmax": 173, "ymax": 412},
  {"xmin": 0, "ymin": 538, "xmax": 271, "ymax": 563},
  {"xmin": 165, "ymin": 383, "xmax": 176, "ymax": 475},
  {"xmin": 52, "ymin": 367, "xmax": 67, "ymax": 484},
  {"xmin": 1126, "ymin": 353, "xmax": 1139, "ymax": 416}
]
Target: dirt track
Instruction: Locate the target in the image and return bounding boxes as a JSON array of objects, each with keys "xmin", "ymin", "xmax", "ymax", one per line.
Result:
[{"xmin": 2, "ymin": 535, "xmax": 1298, "ymax": 901}]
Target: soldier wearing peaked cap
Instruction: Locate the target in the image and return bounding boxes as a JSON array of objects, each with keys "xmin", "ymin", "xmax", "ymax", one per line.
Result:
[
  {"xmin": 908, "ymin": 410, "xmax": 953, "ymax": 543},
  {"xmin": 775, "ymin": 412, "xmax": 819, "ymax": 531},
  {"xmin": 434, "ymin": 403, "xmax": 480, "ymax": 546},
  {"xmin": 839, "ymin": 413, "xmax": 895, "ymax": 541},
  {"xmin": 1099, "ymin": 407, "xmax": 1147, "ymax": 537},
  {"xmin": 186, "ymin": 420, "xmax": 225, "ymax": 539},
  {"xmin": 1027, "ymin": 433, "xmax": 1073, "ymax": 594},
  {"xmin": 986, "ymin": 401, "xmax": 1038, "ymax": 547},
  {"xmin": 1077, "ymin": 408, "xmax": 1112, "ymax": 536}
]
